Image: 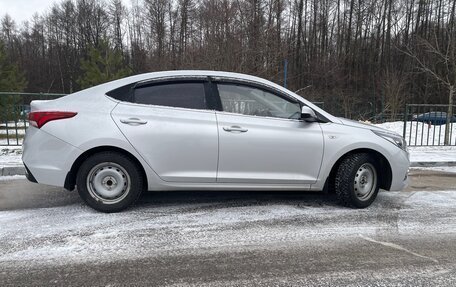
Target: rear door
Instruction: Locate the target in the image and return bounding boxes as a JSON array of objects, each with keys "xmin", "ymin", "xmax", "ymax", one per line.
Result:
[{"xmin": 111, "ymin": 78, "xmax": 219, "ymax": 183}]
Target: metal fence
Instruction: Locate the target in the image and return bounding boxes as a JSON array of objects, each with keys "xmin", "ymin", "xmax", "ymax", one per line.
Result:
[
  {"xmin": 403, "ymin": 104, "xmax": 456, "ymax": 146},
  {"xmin": 0, "ymin": 92, "xmax": 66, "ymax": 146}
]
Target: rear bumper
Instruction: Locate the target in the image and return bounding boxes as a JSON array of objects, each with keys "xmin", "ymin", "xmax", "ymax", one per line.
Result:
[
  {"xmin": 24, "ymin": 164, "xmax": 37, "ymax": 183},
  {"xmin": 22, "ymin": 127, "xmax": 82, "ymax": 187}
]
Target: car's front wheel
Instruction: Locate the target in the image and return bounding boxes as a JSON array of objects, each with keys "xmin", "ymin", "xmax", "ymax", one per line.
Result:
[
  {"xmin": 334, "ymin": 153, "xmax": 379, "ymax": 208},
  {"xmin": 76, "ymin": 151, "xmax": 144, "ymax": 212}
]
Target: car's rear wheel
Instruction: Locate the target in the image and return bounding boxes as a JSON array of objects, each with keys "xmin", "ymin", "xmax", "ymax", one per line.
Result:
[
  {"xmin": 76, "ymin": 151, "xmax": 144, "ymax": 212},
  {"xmin": 334, "ymin": 153, "xmax": 379, "ymax": 208}
]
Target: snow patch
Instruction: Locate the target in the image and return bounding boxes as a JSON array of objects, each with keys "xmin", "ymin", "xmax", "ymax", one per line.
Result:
[
  {"xmin": 1, "ymin": 191, "xmax": 456, "ymax": 267},
  {"xmin": 412, "ymin": 166, "xmax": 456, "ymax": 173},
  {"xmin": 375, "ymin": 121, "xmax": 456, "ymax": 146},
  {"xmin": 0, "ymin": 175, "xmax": 26, "ymax": 181},
  {"xmin": 404, "ymin": 191, "xmax": 456, "ymax": 208}
]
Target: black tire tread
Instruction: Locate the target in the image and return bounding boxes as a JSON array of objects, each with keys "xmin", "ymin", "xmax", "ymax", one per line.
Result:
[{"xmin": 334, "ymin": 153, "xmax": 379, "ymax": 208}]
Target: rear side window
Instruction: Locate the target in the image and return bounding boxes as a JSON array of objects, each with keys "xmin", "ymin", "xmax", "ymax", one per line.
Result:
[
  {"xmin": 133, "ymin": 82, "xmax": 207, "ymax": 110},
  {"xmin": 106, "ymin": 83, "xmax": 135, "ymax": 101}
]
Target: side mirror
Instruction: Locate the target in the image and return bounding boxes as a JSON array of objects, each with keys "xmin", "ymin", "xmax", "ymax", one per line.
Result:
[{"xmin": 301, "ymin": 106, "xmax": 317, "ymax": 122}]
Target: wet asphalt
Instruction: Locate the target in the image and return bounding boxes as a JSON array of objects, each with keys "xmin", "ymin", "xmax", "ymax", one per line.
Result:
[{"xmin": 0, "ymin": 169, "xmax": 456, "ymax": 286}]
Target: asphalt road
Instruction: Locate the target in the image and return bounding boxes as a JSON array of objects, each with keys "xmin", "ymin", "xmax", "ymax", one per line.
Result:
[{"xmin": 0, "ymin": 169, "xmax": 456, "ymax": 286}]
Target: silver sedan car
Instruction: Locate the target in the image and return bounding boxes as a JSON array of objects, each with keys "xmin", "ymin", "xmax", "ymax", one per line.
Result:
[{"xmin": 23, "ymin": 71, "xmax": 409, "ymax": 212}]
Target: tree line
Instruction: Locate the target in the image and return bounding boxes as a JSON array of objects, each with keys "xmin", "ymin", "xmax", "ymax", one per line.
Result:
[{"xmin": 0, "ymin": 0, "xmax": 455, "ymax": 120}]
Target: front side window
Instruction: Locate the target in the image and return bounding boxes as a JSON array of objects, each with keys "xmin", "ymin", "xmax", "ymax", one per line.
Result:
[
  {"xmin": 134, "ymin": 82, "xmax": 207, "ymax": 110},
  {"xmin": 217, "ymin": 84, "xmax": 301, "ymax": 119}
]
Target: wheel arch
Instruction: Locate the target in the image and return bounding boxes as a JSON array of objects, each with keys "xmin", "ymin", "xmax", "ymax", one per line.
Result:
[
  {"xmin": 64, "ymin": 145, "xmax": 148, "ymax": 191},
  {"xmin": 325, "ymin": 148, "xmax": 392, "ymax": 192}
]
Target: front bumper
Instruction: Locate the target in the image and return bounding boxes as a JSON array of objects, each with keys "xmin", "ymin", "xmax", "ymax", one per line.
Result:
[{"xmin": 388, "ymin": 149, "xmax": 410, "ymax": 191}]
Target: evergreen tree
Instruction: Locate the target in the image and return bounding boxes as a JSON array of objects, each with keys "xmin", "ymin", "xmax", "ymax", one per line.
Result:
[
  {"xmin": 77, "ymin": 40, "xmax": 131, "ymax": 89},
  {"xmin": 0, "ymin": 41, "xmax": 27, "ymax": 92},
  {"xmin": 0, "ymin": 41, "xmax": 27, "ymax": 120}
]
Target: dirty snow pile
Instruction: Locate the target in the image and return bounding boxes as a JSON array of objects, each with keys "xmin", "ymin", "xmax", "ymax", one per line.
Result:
[{"xmin": 0, "ymin": 148, "xmax": 22, "ymax": 167}]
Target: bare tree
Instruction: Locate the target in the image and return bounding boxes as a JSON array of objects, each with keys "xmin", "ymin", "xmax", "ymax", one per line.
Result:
[
  {"xmin": 403, "ymin": 28, "xmax": 456, "ymax": 144},
  {"xmin": 0, "ymin": 0, "xmax": 455, "ymax": 128}
]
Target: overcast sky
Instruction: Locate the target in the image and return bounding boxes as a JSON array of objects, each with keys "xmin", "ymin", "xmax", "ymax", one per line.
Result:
[{"xmin": 0, "ymin": 0, "xmax": 132, "ymax": 25}]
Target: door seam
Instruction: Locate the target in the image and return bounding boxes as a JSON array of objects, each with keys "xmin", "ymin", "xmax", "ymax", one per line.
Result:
[{"xmin": 215, "ymin": 112, "xmax": 221, "ymax": 182}]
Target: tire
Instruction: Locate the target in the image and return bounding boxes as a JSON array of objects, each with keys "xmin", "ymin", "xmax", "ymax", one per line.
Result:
[
  {"xmin": 323, "ymin": 170, "xmax": 336, "ymax": 194},
  {"xmin": 76, "ymin": 151, "xmax": 144, "ymax": 213},
  {"xmin": 334, "ymin": 153, "xmax": 379, "ymax": 208}
]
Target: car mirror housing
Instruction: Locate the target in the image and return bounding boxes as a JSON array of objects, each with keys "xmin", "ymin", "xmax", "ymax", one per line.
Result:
[{"xmin": 301, "ymin": 106, "xmax": 317, "ymax": 122}]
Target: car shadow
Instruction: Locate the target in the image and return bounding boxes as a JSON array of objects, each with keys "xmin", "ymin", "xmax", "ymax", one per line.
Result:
[
  {"xmin": 136, "ymin": 189, "xmax": 339, "ymax": 209},
  {"xmin": 0, "ymin": 179, "xmax": 339, "ymax": 212}
]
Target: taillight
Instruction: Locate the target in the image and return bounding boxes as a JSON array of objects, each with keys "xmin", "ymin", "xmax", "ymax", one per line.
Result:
[{"xmin": 28, "ymin": 111, "xmax": 77, "ymax": 128}]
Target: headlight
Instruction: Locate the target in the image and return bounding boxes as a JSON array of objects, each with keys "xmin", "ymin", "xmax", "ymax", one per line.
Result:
[{"xmin": 372, "ymin": 130, "xmax": 407, "ymax": 151}]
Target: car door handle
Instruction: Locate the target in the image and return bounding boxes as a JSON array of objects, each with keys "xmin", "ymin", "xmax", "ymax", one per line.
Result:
[
  {"xmin": 120, "ymin": 118, "xmax": 148, "ymax": 125},
  {"xmin": 223, "ymin": 126, "xmax": 248, "ymax": 133}
]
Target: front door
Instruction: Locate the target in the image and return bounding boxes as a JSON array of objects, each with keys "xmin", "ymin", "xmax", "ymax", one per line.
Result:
[{"xmin": 214, "ymin": 82, "xmax": 324, "ymax": 184}]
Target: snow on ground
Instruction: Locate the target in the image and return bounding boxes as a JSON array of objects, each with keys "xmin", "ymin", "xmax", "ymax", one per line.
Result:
[
  {"xmin": 0, "ymin": 139, "xmax": 22, "ymax": 146},
  {"xmin": 0, "ymin": 190, "xmax": 456, "ymax": 267},
  {"xmin": 374, "ymin": 121, "xmax": 456, "ymax": 163},
  {"xmin": 376, "ymin": 121, "xmax": 456, "ymax": 146},
  {"xmin": 0, "ymin": 121, "xmax": 27, "ymax": 146},
  {"xmin": 0, "ymin": 122, "xmax": 27, "ymax": 141},
  {"xmin": 412, "ymin": 166, "xmax": 456, "ymax": 173},
  {"xmin": 0, "ymin": 148, "xmax": 22, "ymax": 167},
  {"xmin": 0, "ymin": 175, "xmax": 25, "ymax": 181},
  {"xmin": 407, "ymin": 146, "xmax": 456, "ymax": 163},
  {"xmin": 0, "ymin": 128, "xmax": 26, "ymax": 135},
  {"xmin": 0, "ymin": 121, "xmax": 27, "ymax": 128},
  {"xmin": 0, "ymin": 135, "xmax": 24, "ymax": 146}
]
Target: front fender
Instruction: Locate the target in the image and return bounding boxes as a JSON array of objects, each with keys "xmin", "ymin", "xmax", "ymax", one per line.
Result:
[{"xmin": 314, "ymin": 123, "xmax": 406, "ymax": 190}]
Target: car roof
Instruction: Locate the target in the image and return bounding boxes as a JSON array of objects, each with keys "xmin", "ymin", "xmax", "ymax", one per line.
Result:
[
  {"xmin": 68, "ymin": 70, "xmax": 339, "ymax": 123},
  {"xmin": 75, "ymin": 70, "xmax": 281, "ymax": 93}
]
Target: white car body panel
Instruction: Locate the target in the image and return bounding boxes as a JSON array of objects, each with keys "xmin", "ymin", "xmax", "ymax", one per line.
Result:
[
  {"xmin": 25, "ymin": 92, "xmax": 159, "ymax": 190},
  {"xmin": 215, "ymin": 112, "xmax": 323, "ymax": 184},
  {"xmin": 22, "ymin": 70, "xmax": 409, "ymax": 195},
  {"xmin": 112, "ymin": 102, "xmax": 219, "ymax": 183},
  {"xmin": 22, "ymin": 128, "xmax": 82, "ymax": 186},
  {"xmin": 312, "ymin": 122, "xmax": 409, "ymax": 191}
]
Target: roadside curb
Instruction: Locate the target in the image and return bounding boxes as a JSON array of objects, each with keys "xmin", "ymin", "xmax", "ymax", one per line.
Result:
[
  {"xmin": 410, "ymin": 162, "xmax": 456, "ymax": 167},
  {"xmin": 1, "ymin": 162, "xmax": 456, "ymax": 177},
  {"xmin": 1, "ymin": 166, "xmax": 26, "ymax": 176}
]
